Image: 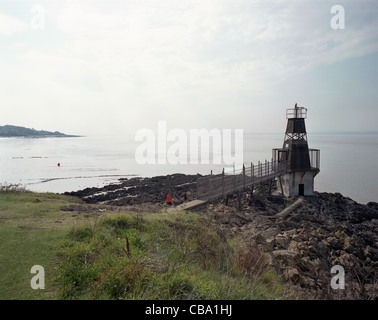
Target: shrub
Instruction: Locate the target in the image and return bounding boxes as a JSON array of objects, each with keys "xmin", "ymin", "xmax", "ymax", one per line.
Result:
[
  {"xmin": 102, "ymin": 214, "xmax": 131, "ymax": 231},
  {"xmin": 237, "ymin": 243, "xmax": 270, "ymax": 278},
  {"xmin": 68, "ymin": 227, "xmax": 93, "ymax": 242},
  {"xmin": 94, "ymin": 261, "xmax": 147, "ymax": 299},
  {"xmin": 0, "ymin": 183, "xmax": 27, "ymax": 193}
]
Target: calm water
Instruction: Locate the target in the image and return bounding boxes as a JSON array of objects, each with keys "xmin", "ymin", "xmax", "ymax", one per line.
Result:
[{"xmin": 0, "ymin": 133, "xmax": 377, "ymax": 204}]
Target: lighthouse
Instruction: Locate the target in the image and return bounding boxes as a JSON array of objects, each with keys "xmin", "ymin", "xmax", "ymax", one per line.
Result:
[{"xmin": 272, "ymin": 104, "xmax": 320, "ymax": 196}]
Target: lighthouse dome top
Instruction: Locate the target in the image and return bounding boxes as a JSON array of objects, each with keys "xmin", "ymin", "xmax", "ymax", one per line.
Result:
[{"xmin": 286, "ymin": 103, "xmax": 307, "ymax": 119}]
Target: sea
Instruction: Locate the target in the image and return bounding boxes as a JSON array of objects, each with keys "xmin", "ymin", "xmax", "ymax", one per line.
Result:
[{"xmin": 0, "ymin": 132, "xmax": 377, "ymax": 204}]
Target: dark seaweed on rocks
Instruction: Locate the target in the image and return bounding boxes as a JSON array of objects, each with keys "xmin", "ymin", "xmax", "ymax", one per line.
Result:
[{"xmin": 65, "ymin": 174, "xmax": 198, "ymax": 206}]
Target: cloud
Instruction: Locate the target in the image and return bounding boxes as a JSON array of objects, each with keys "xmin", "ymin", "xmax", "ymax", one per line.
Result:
[
  {"xmin": 1, "ymin": 0, "xmax": 378, "ymax": 134},
  {"xmin": 0, "ymin": 12, "xmax": 28, "ymax": 35},
  {"xmin": 46, "ymin": 1, "xmax": 378, "ymax": 87}
]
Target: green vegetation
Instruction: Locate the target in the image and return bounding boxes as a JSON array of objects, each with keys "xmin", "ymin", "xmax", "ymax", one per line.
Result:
[
  {"xmin": 0, "ymin": 187, "xmax": 291, "ymax": 300},
  {"xmin": 0, "ymin": 186, "xmax": 87, "ymax": 299}
]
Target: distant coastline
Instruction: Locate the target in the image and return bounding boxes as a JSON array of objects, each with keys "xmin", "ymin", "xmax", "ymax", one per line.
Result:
[{"xmin": 0, "ymin": 125, "xmax": 80, "ymax": 138}]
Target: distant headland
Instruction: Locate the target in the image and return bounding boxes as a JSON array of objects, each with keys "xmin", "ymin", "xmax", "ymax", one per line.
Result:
[{"xmin": 0, "ymin": 125, "xmax": 80, "ymax": 138}]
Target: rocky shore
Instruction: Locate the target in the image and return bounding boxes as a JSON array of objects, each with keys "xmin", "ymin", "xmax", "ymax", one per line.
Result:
[
  {"xmin": 65, "ymin": 173, "xmax": 198, "ymax": 206},
  {"xmin": 209, "ymin": 192, "xmax": 378, "ymax": 300},
  {"xmin": 65, "ymin": 174, "xmax": 378, "ymax": 300}
]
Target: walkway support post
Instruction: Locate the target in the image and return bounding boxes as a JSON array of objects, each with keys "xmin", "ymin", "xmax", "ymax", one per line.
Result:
[
  {"xmin": 260, "ymin": 161, "xmax": 266, "ymax": 197},
  {"xmin": 222, "ymin": 168, "xmax": 224, "ymax": 196},
  {"xmin": 233, "ymin": 165, "xmax": 236, "ymax": 192},
  {"xmin": 251, "ymin": 163, "xmax": 254, "ymax": 185},
  {"xmin": 279, "ymin": 175, "xmax": 285, "ymax": 197},
  {"xmin": 268, "ymin": 178, "xmax": 272, "ymax": 195},
  {"xmin": 237, "ymin": 191, "xmax": 242, "ymax": 212},
  {"xmin": 249, "ymin": 185, "xmax": 254, "ymax": 205},
  {"xmin": 209, "ymin": 170, "xmax": 213, "ymax": 199},
  {"xmin": 196, "ymin": 174, "xmax": 199, "ymax": 199},
  {"xmin": 243, "ymin": 164, "xmax": 246, "ymax": 189}
]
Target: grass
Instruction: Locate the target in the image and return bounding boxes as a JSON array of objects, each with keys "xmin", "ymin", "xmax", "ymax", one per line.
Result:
[
  {"xmin": 0, "ymin": 187, "xmax": 292, "ymax": 300},
  {"xmin": 0, "ymin": 187, "xmax": 95, "ymax": 299}
]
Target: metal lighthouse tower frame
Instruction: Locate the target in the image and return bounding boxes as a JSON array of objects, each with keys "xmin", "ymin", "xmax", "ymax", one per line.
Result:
[{"xmin": 272, "ymin": 104, "xmax": 320, "ymax": 196}]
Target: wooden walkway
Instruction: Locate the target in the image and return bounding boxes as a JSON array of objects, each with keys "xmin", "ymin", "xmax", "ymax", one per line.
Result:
[
  {"xmin": 196, "ymin": 160, "xmax": 288, "ymax": 201},
  {"xmin": 166, "ymin": 199, "xmax": 207, "ymax": 213},
  {"xmin": 166, "ymin": 160, "xmax": 289, "ymax": 213}
]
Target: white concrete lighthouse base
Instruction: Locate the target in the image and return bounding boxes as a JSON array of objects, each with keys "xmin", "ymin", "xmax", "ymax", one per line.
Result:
[{"xmin": 278, "ymin": 171, "xmax": 318, "ymax": 197}]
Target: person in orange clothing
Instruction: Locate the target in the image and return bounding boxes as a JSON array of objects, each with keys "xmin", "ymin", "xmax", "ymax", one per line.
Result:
[{"xmin": 166, "ymin": 192, "xmax": 172, "ymax": 206}]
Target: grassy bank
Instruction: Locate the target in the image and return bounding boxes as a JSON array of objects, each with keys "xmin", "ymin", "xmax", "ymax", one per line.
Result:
[
  {"xmin": 0, "ymin": 188, "xmax": 291, "ymax": 300},
  {"xmin": 0, "ymin": 188, "xmax": 91, "ymax": 299}
]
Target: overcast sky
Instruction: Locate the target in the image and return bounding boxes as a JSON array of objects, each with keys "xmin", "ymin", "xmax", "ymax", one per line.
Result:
[{"xmin": 1, "ymin": 0, "xmax": 377, "ymax": 135}]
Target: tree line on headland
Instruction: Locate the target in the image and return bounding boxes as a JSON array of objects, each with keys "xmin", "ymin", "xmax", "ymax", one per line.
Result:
[{"xmin": 0, "ymin": 125, "xmax": 79, "ymax": 137}]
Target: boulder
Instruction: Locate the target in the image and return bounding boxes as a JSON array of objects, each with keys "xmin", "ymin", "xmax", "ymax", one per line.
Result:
[{"xmin": 286, "ymin": 268, "xmax": 301, "ymax": 283}]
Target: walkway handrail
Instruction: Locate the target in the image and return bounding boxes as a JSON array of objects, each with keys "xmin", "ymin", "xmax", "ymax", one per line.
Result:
[{"xmin": 196, "ymin": 159, "xmax": 288, "ymax": 200}]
